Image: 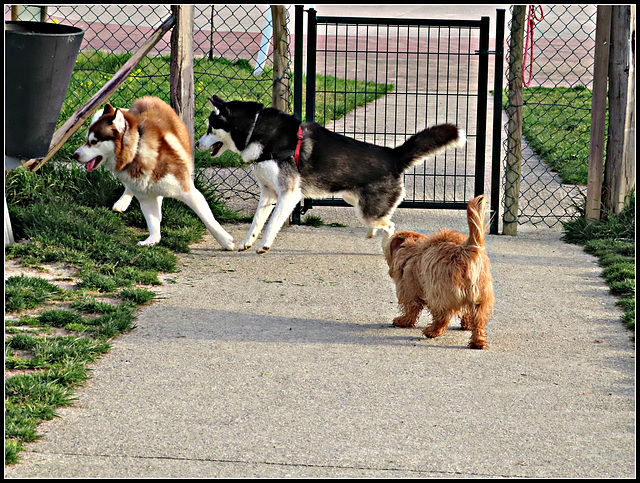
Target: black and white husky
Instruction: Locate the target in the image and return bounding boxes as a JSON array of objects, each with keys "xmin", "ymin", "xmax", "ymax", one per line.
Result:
[{"xmin": 196, "ymin": 95, "xmax": 465, "ymax": 254}]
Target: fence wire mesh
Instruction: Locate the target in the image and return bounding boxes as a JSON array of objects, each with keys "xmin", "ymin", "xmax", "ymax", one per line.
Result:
[
  {"xmin": 503, "ymin": 5, "xmax": 598, "ymax": 229},
  {"xmin": 7, "ymin": 5, "xmax": 600, "ymax": 228}
]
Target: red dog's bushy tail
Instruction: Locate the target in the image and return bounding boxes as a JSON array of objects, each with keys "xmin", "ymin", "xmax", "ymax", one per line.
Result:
[{"xmin": 464, "ymin": 195, "xmax": 488, "ymax": 250}]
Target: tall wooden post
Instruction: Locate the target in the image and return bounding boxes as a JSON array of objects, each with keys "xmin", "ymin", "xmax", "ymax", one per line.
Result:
[
  {"xmin": 621, "ymin": 6, "xmax": 635, "ymax": 203},
  {"xmin": 11, "ymin": 5, "xmax": 47, "ymax": 21},
  {"xmin": 503, "ymin": 6, "xmax": 526, "ymax": 236},
  {"xmin": 170, "ymin": 5, "xmax": 195, "ymax": 156},
  {"xmin": 603, "ymin": 5, "xmax": 634, "ymax": 215},
  {"xmin": 271, "ymin": 5, "xmax": 289, "ymax": 112},
  {"xmin": 586, "ymin": 5, "xmax": 612, "ymax": 220}
]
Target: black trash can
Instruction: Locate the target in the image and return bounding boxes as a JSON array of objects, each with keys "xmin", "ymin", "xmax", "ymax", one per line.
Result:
[{"xmin": 5, "ymin": 21, "xmax": 84, "ymax": 159}]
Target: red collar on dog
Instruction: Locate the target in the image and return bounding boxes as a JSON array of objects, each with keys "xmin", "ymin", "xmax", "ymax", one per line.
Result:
[{"xmin": 294, "ymin": 126, "xmax": 303, "ymax": 166}]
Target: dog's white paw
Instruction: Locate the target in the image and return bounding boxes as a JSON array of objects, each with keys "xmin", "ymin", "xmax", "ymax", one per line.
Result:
[
  {"xmin": 138, "ymin": 237, "xmax": 160, "ymax": 246},
  {"xmin": 220, "ymin": 240, "xmax": 235, "ymax": 251},
  {"xmin": 238, "ymin": 237, "xmax": 255, "ymax": 252},
  {"xmin": 215, "ymin": 232, "xmax": 235, "ymax": 251},
  {"xmin": 113, "ymin": 198, "xmax": 132, "ymax": 213},
  {"xmin": 113, "ymin": 203, "xmax": 128, "ymax": 213},
  {"xmin": 256, "ymin": 245, "xmax": 270, "ymax": 255}
]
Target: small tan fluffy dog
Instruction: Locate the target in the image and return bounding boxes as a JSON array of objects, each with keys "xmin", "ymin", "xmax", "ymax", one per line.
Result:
[{"xmin": 384, "ymin": 195, "xmax": 494, "ymax": 349}]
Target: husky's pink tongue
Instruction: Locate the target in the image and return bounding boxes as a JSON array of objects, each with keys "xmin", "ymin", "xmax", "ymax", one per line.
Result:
[
  {"xmin": 211, "ymin": 142, "xmax": 223, "ymax": 157},
  {"xmin": 86, "ymin": 156, "xmax": 102, "ymax": 172}
]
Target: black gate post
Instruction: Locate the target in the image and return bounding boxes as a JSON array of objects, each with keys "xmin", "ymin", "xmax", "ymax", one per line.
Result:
[
  {"xmin": 474, "ymin": 16, "xmax": 490, "ymax": 199},
  {"xmin": 305, "ymin": 7, "xmax": 317, "ymax": 123},
  {"xmin": 293, "ymin": 5, "xmax": 304, "ymax": 121},
  {"xmin": 298, "ymin": 6, "xmax": 318, "ymax": 219},
  {"xmin": 490, "ymin": 9, "xmax": 506, "ymax": 234},
  {"xmin": 291, "ymin": 5, "xmax": 305, "ymax": 225},
  {"xmin": 292, "ymin": 6, "xmax": 318, "ymax": 224}
]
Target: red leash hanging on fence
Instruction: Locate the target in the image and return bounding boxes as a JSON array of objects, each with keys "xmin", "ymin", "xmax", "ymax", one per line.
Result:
[{"xmin": 522, "ymin": 5, "xmax": 544, "ymax": 87}]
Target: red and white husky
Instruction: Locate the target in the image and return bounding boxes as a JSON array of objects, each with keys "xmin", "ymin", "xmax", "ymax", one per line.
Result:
[{"xmin": 73, "ymin": 96, "xmax": 234, "ymax": 249}]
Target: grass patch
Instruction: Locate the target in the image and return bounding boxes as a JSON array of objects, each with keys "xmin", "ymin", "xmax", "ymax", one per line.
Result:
[
  {"xmin": 5, "ymin": 337, "xmax": 112, "ymax": 459},
  {"xmin": 5, "ymin": 276, "xmax": 64, "ymax": 313},
  {"xmin": 302, "ymin": 215, "xmax": 325, "ymax": 228},
  {"xmin": 119, "ymin": 288, "xmax": 155, "ymax": 305},
  {"xmin": 562, "ymin": 191, "xmax": 635, "ymax": 335},
  {"xmin": 3, "ymin": 163, "xmax": 174, "ymax": 466},
  {"xmin": 38, "ymin": 309, "xmax": 85, "ymax": 328},
  {"xmin": 503, "ymin": 85, "xmax": 602, "ymax": 185},
  {"xmin": 301, "ymin": 214, "xmax": 347, "ymax": 228}
]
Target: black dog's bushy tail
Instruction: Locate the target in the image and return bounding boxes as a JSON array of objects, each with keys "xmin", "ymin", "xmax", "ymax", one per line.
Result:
[{"xmin": 392, "ymin": 124, "xmax": 465, "ymax": 172}]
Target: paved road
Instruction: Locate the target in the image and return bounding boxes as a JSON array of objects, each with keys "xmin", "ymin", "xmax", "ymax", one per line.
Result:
[{"xmin": 5, "ymin": 207, "xmax": 635, "ymax": 478}]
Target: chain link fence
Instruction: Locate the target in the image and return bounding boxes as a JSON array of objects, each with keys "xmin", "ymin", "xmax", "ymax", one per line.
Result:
[
  {"xmin": 5, "ymin": 5, "xmax": 292, "ymax": 212},
  {"xmin": 7, "ymin": 5, "xmax": 602, "ymax": 226},
  {"xmin": 503, "ymin": 5, "xmax": 598, "ymax": 229}
]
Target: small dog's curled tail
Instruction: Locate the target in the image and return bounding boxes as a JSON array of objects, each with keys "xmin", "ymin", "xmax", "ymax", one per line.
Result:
[
  {"xmin": 465, "ymin": 195, "xmax": 488, "ymax": 250},
  {"xmin": 393, "ymin": 124, "xmax": 466, "ymax": 171}
]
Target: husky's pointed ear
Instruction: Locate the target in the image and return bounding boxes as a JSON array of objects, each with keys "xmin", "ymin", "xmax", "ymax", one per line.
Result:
[
  {"xmin": 207, "ymin": 99, "xmax": 220, "ymax": 116},
  {"xmin": 210, "ymin": 95, "xmax": 226, "ymax": 105},
  {"xmin": 112, "ymin": 108, "xmax": 127, "ymax": 133},
  {"xmin": 102, "ymin": 103, "xmax": 116, "ymax": 116},
  {"xmin": 208, "ymin": 96, "xmax": 226, "ymax": 116},
  {"xmin": 90, "ymin": 108, "xmax": 104, "ymax": 126}
]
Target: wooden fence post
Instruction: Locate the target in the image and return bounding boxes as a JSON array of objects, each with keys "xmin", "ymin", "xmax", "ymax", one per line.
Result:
[
  {"xmin": 503, "ymin": 6, "xmax": 526, "ymax": 236},
  {"xmin": 271, "ymin": 5, "xmax": 289, "ymax": 112},
  {"xmin": 586, "ymin": 5, "xmax": 612, "ymax": 220},
  {"xmin": 170, "ymin": 5, "xmax": 195, "ymax": 156},
  {"xmin": 621, "ymin": 6, "xmax": 635, "ymax": 202},
  {"xmin": 11, "ymin": 5, "xmax": 47, "ymax": 21},
  {"xmin": 603, "ymin": 5, "xmax": 635, "ymax": 215}
]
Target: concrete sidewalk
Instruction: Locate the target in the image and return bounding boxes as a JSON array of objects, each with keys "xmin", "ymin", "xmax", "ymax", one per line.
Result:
[{"xmin": 5, "ymin": 206, "xmax": 635, "ymax": 478}]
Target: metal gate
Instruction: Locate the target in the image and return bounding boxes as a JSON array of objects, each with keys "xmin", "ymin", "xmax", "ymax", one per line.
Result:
[{"xmin": 292, "ymin": 7, "xmax": 505, "ymax": 233}]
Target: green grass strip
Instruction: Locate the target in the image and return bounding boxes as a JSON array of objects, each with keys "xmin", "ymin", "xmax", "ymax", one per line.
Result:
[{"xmin": 503, "ymin": 86, "xmax": 603, "ymax": 186}]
